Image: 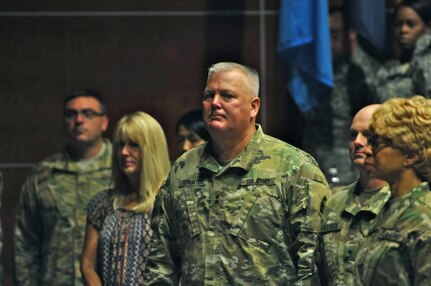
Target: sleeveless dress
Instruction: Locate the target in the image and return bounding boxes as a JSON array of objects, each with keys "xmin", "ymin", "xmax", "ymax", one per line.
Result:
[{"xmin": 87, "ymin": 189, "xmax": 152, "ymax": 285}]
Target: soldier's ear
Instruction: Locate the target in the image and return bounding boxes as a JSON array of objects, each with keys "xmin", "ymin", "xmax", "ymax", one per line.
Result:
[
  {"xmin": 102, "ymin": 116, "xmax": 109, "ymax": 132},
  {"xmin": 250, "ymin": 97, "xmax": 260, "ymax": 119}
]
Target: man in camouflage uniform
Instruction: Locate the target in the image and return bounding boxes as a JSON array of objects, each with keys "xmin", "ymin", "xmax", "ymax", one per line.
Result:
[
  {"xmin": 303, "ymin": 7, "xmax": 375, "ymax": 187},
  {"xmin": 317, "ymin": 104, "xmax": 390, "ymax": 285},
  {"xmin": 145, "ymin": 62, "xmax": 331, "ymax": 285},
  {"xmin": 13, "ymin": 90, "xmax": 112, "ymax": 286}
]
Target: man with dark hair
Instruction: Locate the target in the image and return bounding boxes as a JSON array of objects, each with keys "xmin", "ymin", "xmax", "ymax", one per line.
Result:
[
  {"xmin": 14, "ymin": 90, "xmax": 112, "ymax": 286},
  {"xmin": 146, "ymin": 62, "xmax": 331, "ymax": 285}
]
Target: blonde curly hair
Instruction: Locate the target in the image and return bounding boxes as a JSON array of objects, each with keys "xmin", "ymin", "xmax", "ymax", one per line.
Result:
[{"xmin": 370, "ymin": 96, "xmax": 431, "ymax": 180}]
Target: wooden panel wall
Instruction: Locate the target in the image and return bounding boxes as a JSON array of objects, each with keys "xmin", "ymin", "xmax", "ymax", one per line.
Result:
[{"xmin": 0, "ymin": 1, "xmax": 294, "ymax": 285}]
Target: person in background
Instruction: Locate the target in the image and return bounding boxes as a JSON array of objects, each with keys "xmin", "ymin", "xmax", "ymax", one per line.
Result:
[
  {"xmin": 373, "ymin": 0, "xmax": 431, "ymax": 101},
  {"xmin": 145, "ymin": 62, "xmax": 331, "ymax": 285},
  {"xmin": 175, "ymin": 109, "xmax": 210, "ymax": 156},
  {"xmin": 81, "ymin": 111, "xmax": 170, "ymax": 285},
  {"xmin": 302, "ymin": 6, "xmax": 375, "ymax": 188},
  {"xmin": 355, "ymin": 96, "xmax": 431, "ymax": 285},
  {"xmin": 317, "ymin": 104, "xmax": 390, "ymax": 285},
  {"xmin": 14, "ymin": 90, "xmax": 112, "ymax": 286}
]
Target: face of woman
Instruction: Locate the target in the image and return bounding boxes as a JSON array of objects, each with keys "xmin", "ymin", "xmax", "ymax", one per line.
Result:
[
  {"xmin": 364, "ymin": 136, "xmax": 406, "ymax": 184},
  {"xmin": 394, "ymin": 6, "xmax": 427, "ymax": 51},
  {"xmin": 176, "ymin": 124, "xmax": 206, "ymax": 154},
  {"xmin": 117, "ymin": 140, "xmax": 142, "ymax": 178}
]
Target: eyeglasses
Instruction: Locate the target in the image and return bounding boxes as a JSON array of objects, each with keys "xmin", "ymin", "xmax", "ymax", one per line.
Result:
[
  {"xmin": 64, "ymin": 108, "xmax": 105, "ymax": 121},
  {"xmin": 367, "ymin": 135, "xmax": 393, "ymax": 152}
]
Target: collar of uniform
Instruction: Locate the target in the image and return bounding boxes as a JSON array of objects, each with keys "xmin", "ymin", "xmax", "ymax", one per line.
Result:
[
  {"xmin": 52, "ymin": 138, "xmax": 112, "ymax": 173},
  {"xmin": 414, "ymin": 31, "xmax": 431, "ymax": 57},
  {"xmin": 379, "ymin": 182, "xmax": 430, "ymax": 229},
  {"xmin": 198, "ymin": 124, "xmax": 262, "ymax": 174},
  {"xmin": 342, "ymin": 182, "xmax": 390, "ymax": 217}
]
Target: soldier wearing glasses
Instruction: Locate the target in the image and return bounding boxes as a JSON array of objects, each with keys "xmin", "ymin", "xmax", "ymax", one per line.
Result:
[{"xmin": 14, "ymin": 90, "xmax": 112, "ymax": 286}]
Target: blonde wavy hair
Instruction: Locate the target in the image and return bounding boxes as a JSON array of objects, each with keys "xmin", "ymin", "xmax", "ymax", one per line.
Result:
[
  {"xmin": 370, "ymin": 96, "xmax": 431, "ymax": 180},
  {"xmin": 112, "ymin": 111, "xmax": 171, "ymax": 213}
]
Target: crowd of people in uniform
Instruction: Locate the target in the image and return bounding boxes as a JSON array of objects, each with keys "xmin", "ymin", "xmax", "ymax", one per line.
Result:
[{"xmin": 2, "ymin": 0, "xmax": 431, "ymax": 285}]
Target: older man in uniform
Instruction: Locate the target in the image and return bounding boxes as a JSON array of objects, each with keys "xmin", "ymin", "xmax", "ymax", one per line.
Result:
[
  {"xmin": 145, "ymin": 62, "xmax": 331, "ymax": 285},
  {"xmin": 14, "ymin": 90, "xmax": 112, "ymax": 286}
]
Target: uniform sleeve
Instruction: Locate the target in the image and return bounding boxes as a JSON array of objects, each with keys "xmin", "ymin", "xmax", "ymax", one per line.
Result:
[
  {"xmin": 289, "ymin": 162, "xmax": 331, "ymax": 286},
  {"xmin": 145, "ymin": 179, "xmax": 182, "ymax": 285},
  {"xmin": 411, "ymin": 234, "xmax": 431, "ymax": 285},
  {"xmin": 13, "ymin": 175, "xmax": 42, "ymax": 286}
]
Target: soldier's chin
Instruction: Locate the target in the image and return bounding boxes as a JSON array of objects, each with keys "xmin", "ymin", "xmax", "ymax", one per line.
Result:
[
  {"xmin": 351, "ymin": 157, "xmax": 365, "ymax": 166},
  {"xmin": 70, "ymin": 137, "xmax": 93, "ymax": 147},
  {"xmin": 397, "ymin": 41, "xmax": 414, "ymax": 51},
  {"xmin": 207, "ymin": 122, "xmax": 225, "ymax": 132}
]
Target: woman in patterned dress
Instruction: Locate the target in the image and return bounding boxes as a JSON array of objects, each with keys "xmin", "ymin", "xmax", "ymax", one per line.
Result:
[{"xmin": 80, "ymin": 111, "xmax": 171, "ymax": 285}]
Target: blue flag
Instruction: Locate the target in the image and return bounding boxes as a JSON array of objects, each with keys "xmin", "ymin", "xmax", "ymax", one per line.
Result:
[
  {"xmin": 349, "ymin": 0, "xmax": 386, "ymax": 52},
  {"xmin": 278, "ymin": 0, "xmax": 333, "ymax": 113}
]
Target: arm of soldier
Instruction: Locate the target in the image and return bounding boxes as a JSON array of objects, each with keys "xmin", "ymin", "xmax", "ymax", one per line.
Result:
[
  {"xmin": 145, "ymin": 181, "xmax": 181, "ymax": 285},
  {"xmin": 80, "ymin": 219, "xmax": 102, "ymax": 286},
  {"xmin": 314, "ymin": 234, "xmax": 328, "ymax": 286},
  {"xmin": 13, "ymin": 176, "xmax": 42, "ymax": 286},
  {"xmin": 289, "ymin": 163, "xmax": 331, "ymax": 286},
  {"xmin": 412, "ymin": 233, "xmax": 431, "ymax": 285},
  {"xmin": 314, "ymin": 194, "xmax": 338, "ymax": 286}
]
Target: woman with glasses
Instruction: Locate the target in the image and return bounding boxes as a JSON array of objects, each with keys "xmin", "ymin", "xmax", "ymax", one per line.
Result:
[
  {"xmin": 80, "ymin": 111, "xmax": 171, "ymax": 285},
  {"xmin": 354, "ymin": 96, "xmax": 431, "ymax": 285}
]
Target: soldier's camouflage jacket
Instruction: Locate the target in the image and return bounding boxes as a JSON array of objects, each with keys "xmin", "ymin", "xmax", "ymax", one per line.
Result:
[
  {"xmin": 355, "ymin": 182, "xmax": 431, "ymax": 285},
  {"xmin": 145, "ymin": 125, "xmax": 331, "ymax": 285},
  {"xmin": 372, "ymin": 32, "xmax": 431, "ymax": 103},
  {"xmin": 14, "ymin": 140, "xmax": 112, "ymax": 286},
  {"xmin": 317, "ymin": 182, "xmax": 390, "ymax": 285},
  {"xmin": 414, "ymin": 32, "xmax": 431, "ymax": 98}
]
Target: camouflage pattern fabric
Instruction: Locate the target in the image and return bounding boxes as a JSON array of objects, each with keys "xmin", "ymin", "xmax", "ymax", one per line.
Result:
[
  {"xmin": 372, "ymin": 60, "xmax": 425, "ymax": 103},
  {"xmin": 145, "ymin": 125, "xmax": 331, "ymax": 285},
  {"xmin": 355, "ymin": 182, "xmax": 431, "ymax": 285},
  {"xmin": 13, "ymin": 140, "xmax": 112, "ymax": 286},
  {"xmin": 351, "ymin": 46, "xmax": 382, "ymax": 89},
  {"xmin": 413, "ymin": 32, "xmax": 431, "ymax": 98},
  {"xmin": 303, "ymin": 61, "xmax": 373, "ymax": 187},
  {"xmin": 371, "ymin": 33, "xmax": 431, "ymax": 103},
  {"xmin": 317, "ymin": 182, "xmax": 390, "ymax": 285}
]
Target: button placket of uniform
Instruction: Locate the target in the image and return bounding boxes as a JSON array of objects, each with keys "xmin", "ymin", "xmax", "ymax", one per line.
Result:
[{"xmin": 205, "ymin": 177, "xmax": 223, "ymax": 283}]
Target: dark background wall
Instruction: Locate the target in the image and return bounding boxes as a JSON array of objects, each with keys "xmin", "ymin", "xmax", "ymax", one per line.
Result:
[{"xmin": 0, "ymin": 1, "xmax": 300, "ymax": 285}]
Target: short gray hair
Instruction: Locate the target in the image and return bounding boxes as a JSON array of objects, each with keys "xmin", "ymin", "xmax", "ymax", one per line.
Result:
[{"xmin": 207, "ymin": 62, "xmax": 260, "ymax": 97}]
